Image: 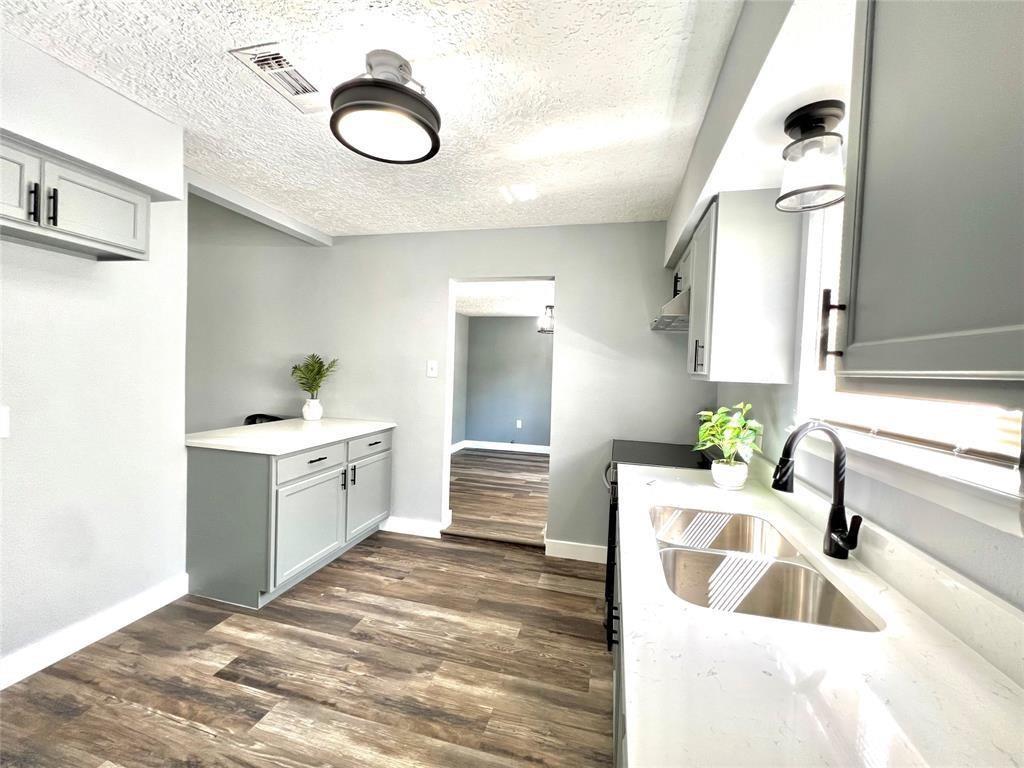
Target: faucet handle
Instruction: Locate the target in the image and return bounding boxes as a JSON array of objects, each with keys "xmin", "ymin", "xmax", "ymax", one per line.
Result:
[{"xmin": 846, "ymin": 515, "xmax": 863, "ymax": 549}]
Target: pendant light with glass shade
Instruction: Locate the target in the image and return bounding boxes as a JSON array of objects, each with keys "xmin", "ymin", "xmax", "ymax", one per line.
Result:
[
  {"xmin": 537, "ymin": 305, "xmax": 555, "ymax": 334},
  {"xmin": 775, "ymin": 100, "xmax": 846, "ymax": 212},
  {"xmin": 330, "ymin": 50, "xmax": 440, "ymax": 164}
]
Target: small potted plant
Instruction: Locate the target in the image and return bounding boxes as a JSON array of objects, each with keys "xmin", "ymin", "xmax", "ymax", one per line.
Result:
[
  {"xmin": 290, "ymin": 353, "xmax": 338, "ymax": 421},
  {"xmin": 693, "ymin": 402, "xmax": 763, "ymax": 490}
]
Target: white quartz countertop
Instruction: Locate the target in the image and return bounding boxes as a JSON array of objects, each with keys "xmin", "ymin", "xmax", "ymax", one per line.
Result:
[
  {"xmin": 185, "ymin": 418, "xmax": 396, "ymax": 456},
  {"xmin": 617, "ymin": 464, "xmax": 1023, "ymax": 768}
]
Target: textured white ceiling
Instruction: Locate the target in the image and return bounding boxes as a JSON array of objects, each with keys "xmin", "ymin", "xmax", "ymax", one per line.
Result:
[
  {"xmin": 455, "ymin": 280, "xmax": 555, "ymax": 317},
  {"xmin": 1, "ymin": 1, "xmax": 742, "ymax": 236}
]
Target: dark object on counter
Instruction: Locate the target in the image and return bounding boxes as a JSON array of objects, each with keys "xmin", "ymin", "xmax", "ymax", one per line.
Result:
[
  {"xmin": 771, "ymin": 421, "xmax": 862, "ymax": 559},
  {"xmin": 243, "ymin": 414, "xmax": 284, "ymax": 426},
  {"xmin": 602, "ymin": 440, "xmax": 711, "ymax": 650}
]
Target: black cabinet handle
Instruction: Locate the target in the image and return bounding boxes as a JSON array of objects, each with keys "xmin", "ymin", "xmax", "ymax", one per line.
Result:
[
  {"xmin": 350, "ymin": 465, "xmax": 357, "ymax": 486},
  {"xmin": 340, "ymin": 470, "xmax": 347, "ymax": 490},
  {"xmin": 46, "ymin": 187, "xmax": 58, "ymax": 226},
  {"xmin": 693, "ymin": 340, "xmax": 705, "ymax": 372},
  {"xmin": 368, "ymin": 440, "xmax": 382, "ymax": 447},
  {"xmin": 28, "ymin": 182, "xmax": 41, "ymax": 223},
  {"xmin": 307, "ymin": 456, "xmax": 328, "ymax": 464}
]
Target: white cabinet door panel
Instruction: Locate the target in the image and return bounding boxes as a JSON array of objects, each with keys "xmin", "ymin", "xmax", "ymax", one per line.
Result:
[
  {"xmin": 275, "ymin": 468, "xmax": 343, "ymax": 586},
  {"xmin": 43, "ymin": 161, "xmax": 149, "ymax": 252},
  {"xmin": 1, "ymin": 145, "xmax": 41, "ymax": 223},
  {"xmin": 347, "ymin": 451, "xmax": 392, "ymax": 540},
  {"xmin": 686, "ymin": 201, "xmax": 716, "ymax": 377}
]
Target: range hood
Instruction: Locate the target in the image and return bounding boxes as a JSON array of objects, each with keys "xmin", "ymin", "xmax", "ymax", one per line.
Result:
[{"xmin": 650, "ymin": 290, "xmax": 690, "ymax": 332}]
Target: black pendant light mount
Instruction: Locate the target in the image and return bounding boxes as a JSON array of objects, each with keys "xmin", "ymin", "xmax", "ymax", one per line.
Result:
[
  {"xmin": 775, "ymin": 99, "xmax": 846, "ymax": 213},
  {"xmin": 782, "ymin": 99, "xmax": 845, "ymax": 141},
  {"xmin": 330, "ymin": 49, "xmax": 441, "ymax": 164}
]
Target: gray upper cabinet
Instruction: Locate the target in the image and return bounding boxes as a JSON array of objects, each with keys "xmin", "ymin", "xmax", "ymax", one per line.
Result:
[
  {"xmin": 1, "ymin": 143, "xmax": 41, "ymax": 223},
  {"xmin": 0, "ymin": 137, "xmax": 150, "ymax": 260},
  {"xmin": 347, "ymin": 450, "xmax": 392, "ymax": 540},
  {"xmin": 685, "ymin": 191, "xmax": 802, "ymax": 383},
  {"xmin": 837, "ymin": 0, "xmax": 1024, "ymax": 385}
]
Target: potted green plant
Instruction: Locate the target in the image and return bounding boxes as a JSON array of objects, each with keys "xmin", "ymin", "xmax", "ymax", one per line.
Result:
[
  {"xmin": 693, "ymin": 402, "xmax": 764, "ymax": 490},
  {"xmin": 290, "ymin": 353, "xmax": 338, "ymax": 421}
]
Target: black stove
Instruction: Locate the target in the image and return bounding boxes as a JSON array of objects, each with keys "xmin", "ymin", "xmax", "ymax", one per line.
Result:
[{"xmin": 602, "ymin": 440, "xmax": 710, "ymax": 650}]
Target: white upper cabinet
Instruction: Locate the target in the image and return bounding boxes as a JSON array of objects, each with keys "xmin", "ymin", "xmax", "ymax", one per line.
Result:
[
  {"xmin": 837, "ymin": 0, "xmax": 1024, "ymax": 387},
  {"xmin": 685, "ymin": 190, "xmax": 802, "ymax": 384},
  {"xmin": 0, "ymin": 143, "xmax": 41, "ymax": 224},
  {"xmin": 41, "ymin": 160, "xmax": 149, "ymax": 254},
  {"xmin": 0, "ymin": 137, "xmax": 150, "ymax": 260}
]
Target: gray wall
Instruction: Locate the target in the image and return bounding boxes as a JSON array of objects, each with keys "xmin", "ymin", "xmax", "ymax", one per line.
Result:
[
  {"xmin": 186, "ymin": 195, "xmax": 342, "ymax": 432},
  {"xmin": 186, "ymin": 202, "xmax": 718, "ymax": 547},
  {"xmin": 1, "ymin": 199, "xmax": 188, "ymax": 655},
  {"xmin": 466, "ymin": 317, "xmax": 553, "ymax": 445},
  {"xmin": 451, "ymin": 313, "xmax": 469, "ymax": 444}
]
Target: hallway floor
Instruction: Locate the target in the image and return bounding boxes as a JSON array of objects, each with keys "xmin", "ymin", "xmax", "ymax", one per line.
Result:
[
  {"xmin": 445, "ymin": 449, "xmax": 550, "ymax": 547},
  {"xmin": 0, "ymin": 532, "xmax": 611, "ymax": 767}
]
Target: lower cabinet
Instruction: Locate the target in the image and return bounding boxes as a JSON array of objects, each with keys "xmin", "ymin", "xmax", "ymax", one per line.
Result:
[
  {"xmin": 275, "ymin": 467, "xmax": 345, "ymax": 585},
  {"xmin": 347, "ymin": 451, "xmax": 392, "ymax": 540},
  {"xmin": 186, "ymin": 428, "xmax": 394, "ymax": 609},
  {"xmin": 612, "ymin": 539, "xmax": 628, "ymax": 767}
]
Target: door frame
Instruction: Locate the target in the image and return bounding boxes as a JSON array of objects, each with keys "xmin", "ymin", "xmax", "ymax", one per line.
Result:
[{"xmin": 440, "ymin": 276, "xmax": 556, "ymax": 535}]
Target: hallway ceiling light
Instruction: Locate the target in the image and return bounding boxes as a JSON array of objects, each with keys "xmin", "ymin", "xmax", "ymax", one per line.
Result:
[
  {"xmin": 775, "ymin": 100, "xmax": 846, "ymax": 212},
  {"xmin": 330, "ymin": 49, "xmax": 441, "ymax": 164},
  {"xmin": 537, "ymin": 305, "xmax": 555, "ymax": 334}
]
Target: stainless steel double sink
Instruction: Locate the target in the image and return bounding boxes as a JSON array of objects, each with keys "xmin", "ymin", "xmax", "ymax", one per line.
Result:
[{"xmin": 650, "ymin": 506, "xmax": 881, "ymax": 632}]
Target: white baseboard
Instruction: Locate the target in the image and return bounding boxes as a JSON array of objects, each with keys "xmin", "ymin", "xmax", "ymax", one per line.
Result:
[
  {"xmin": 0, "ymin": 571, "xmax": 188, "ymax": 690},
  {"xmin": 454, "ymin": 440, "xmax": 550, "ymax": 455},
  {"xmin": 544, "ymin": 537, "xmax": 608, "ymax": 564},
  {"xmin": 379, "ymin": 515, "xmax": 443, "ymax": 539},
  {"xmin": 450, "ymin": 440, "xmax": 469, "ymax": 453}
]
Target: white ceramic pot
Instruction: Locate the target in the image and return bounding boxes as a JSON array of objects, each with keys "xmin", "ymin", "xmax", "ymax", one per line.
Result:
[
  {"xmin": 711, "ymin": 459, "xmax": 748, "ymax": 490},
  {"xmin": 302, "ymin": 398, "xmax": 323, "ymax": 421}
]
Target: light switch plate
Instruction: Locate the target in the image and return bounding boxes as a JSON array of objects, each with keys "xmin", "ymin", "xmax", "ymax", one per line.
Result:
[{"xmin": 426, "ymin": 360, "xmax": 439, "ymax": 378}]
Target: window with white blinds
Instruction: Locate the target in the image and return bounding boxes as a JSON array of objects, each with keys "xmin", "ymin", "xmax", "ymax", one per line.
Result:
[{"xmin": 799, "ymin": 205, "xmax": 1023, "ymax": 493}]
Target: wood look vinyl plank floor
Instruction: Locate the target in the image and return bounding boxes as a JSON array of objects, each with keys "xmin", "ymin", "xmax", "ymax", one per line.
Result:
[
  {"xmin": 445, "ymin": 449, "xmax": 549, "ymax": 547},
  {"xmin": 0, "ymin": 532, "xmax": 611, "ymax": 767}
]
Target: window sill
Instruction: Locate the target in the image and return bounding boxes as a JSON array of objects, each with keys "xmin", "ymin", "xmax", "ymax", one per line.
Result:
[{"xmin": 799, "ymin": 428, "xmax": 1023, "ymax": 538}]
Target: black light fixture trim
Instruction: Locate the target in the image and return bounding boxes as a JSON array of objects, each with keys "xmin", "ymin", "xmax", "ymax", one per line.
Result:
[
  {"xmin": 782, "ymin": 99, "xmax": 845, "ymax": 141},
  {"xmin": 775, "ymin": 99, "xmax": 847, "ymax": 213},
  {"xmin": 330, "ymin": 78, "xmax": 441, "ymax": 164}
]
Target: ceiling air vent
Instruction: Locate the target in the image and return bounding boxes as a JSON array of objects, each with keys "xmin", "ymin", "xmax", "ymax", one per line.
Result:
[{"xmin": 230, "ymin": 43, "xmax": 326, "ymax": 114}]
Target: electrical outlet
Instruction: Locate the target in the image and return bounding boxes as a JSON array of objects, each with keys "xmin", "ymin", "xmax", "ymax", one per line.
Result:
[
  {"xmin": 515, "ymin": 419, "xmax": 523, "ymax": 430},
  {"xmin": 426, "ymin": 360, "xmax": 439, "ymax": 378}
]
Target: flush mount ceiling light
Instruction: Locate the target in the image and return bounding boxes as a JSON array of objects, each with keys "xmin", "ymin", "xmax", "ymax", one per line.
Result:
[
  {"xmin": 330, "ymin": 49, "xmax": 440, "ymax": 164},
  {"xmin": 775, "ymin": 99, "xmax": 846, "ymax": 213},
  {"xmin": 537, "ymin": 305, "xmax": 555, "ymax": 334}
]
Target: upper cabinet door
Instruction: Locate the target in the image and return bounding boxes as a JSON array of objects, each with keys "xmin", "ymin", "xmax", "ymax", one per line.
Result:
[
  {"xmin": 837, "ymin": 0, "xmax": 1024, "ymax": 383},
  {"xmin": 0, "ymin": 144, "xmax": 41, "ymax": 224},
  {"xmin": 686, "ymin": 200, "xmax": 717, "ymax": 377},
  {"xmin": 42, "ymin": 160, "xmax": 149, "ymax": 254}
]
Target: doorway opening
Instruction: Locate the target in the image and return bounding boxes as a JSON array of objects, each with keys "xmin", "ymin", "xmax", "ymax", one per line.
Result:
[{"xmin": 442, "ymin": 278, "xmax": 555, "ymax": 547}]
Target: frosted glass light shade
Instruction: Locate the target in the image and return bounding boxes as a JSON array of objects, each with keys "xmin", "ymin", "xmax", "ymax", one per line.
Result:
[
  {"xmin": 537, "ymin": 305, "xmax": 555, "ymax": 334},
  {"xmin": 334, "ymin": 108, "xmax": 433, "ymax": 163},
  {"xmin": 776, "ymin": 132, "xmax": 845, "ymax": 212}
]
